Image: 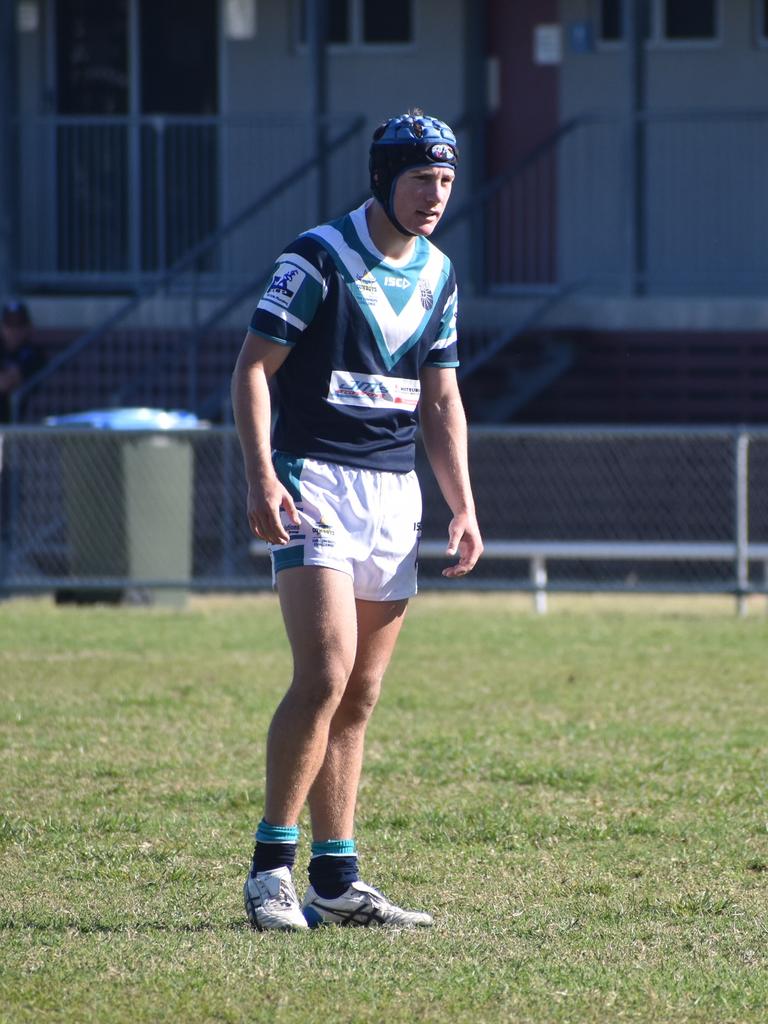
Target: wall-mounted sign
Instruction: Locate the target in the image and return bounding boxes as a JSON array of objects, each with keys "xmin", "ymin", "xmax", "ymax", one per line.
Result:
[
  {"xmin": 17, "ymin": 1, "xmax": 40, "ymax": 32},
  {"xmin": 533, "ymin": 23, "xmax": 562, "ymax": 65},
  {"xmin": 225, "ymin": 0, "xmax": 257, "ymax": 40}
]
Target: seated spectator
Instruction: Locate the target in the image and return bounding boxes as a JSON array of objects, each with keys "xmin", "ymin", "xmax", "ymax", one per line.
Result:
[{"xmin": 0, "ymin": 301, "xmax": 46, "ymax": 422}]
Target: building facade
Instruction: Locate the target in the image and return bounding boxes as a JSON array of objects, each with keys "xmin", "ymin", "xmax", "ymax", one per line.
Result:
[{"xmin": 4, "ymin": 0, "xmax": 768, "ymax": 419}]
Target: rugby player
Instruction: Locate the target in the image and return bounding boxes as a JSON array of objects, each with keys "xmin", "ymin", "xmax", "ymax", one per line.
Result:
[{"xmin": 232, "ymin": 110, "xmax": 483, "ymax": 930}]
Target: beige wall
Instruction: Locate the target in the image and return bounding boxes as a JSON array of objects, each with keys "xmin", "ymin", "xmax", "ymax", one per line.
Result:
[
  {"xmin": 559, "ymin": 0, "xmax": 768, "ymax": 117},
  {"xmin": 224, "ymin": 0, "xmax": 466, "ymax": 131}
]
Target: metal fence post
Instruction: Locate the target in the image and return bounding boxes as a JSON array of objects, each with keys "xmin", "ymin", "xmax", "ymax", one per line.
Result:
[
  {"xmin": 531, "ymin": 555, "xmax": 548, "ymax": 614},
  {"xmin": 224, "ymin": 431, "xmax": 235, "ymax": 577},
  {"xmin": 0, "ymin": 432, "xmax": 6, "ymax": 589},
  {"xmin": 154, "ymin": 117, "xmax": 167, "ymax": 275},
  {"xmin": 735, "ymin": 430, "xmax": 750, "ymax": 616}
]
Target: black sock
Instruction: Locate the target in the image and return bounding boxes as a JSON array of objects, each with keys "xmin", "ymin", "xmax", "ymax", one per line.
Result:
[
  {"xmin": 308, "ymin": 855, "xmax": 359, "ymax": 899},
  {"xmin": 250, "ymin": 842, "xmax": 297, "ymax": 875}
]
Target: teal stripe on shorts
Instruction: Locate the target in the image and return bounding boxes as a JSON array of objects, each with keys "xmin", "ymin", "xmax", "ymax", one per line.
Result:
[
  {"xmin": 273, "ymin": 451, "xmax": 305, "ymax": 503},
  {"xmin": 272, "ymin": 544, "xmax": 305, "ymax": 572}
]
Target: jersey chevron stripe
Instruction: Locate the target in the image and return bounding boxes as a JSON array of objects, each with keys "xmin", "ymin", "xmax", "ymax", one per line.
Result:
[{"xmin": 304, "ymin": 224, "xmax": 451, "ymax": 371}]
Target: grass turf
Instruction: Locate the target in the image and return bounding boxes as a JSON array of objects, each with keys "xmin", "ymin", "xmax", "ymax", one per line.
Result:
[{"xmin": 1, "ymin": 592, "xmax": 767, "ymax": 1023}]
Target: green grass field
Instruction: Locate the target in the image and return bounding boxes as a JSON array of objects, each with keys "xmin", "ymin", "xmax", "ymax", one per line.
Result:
[{"xmin": 1, "ymin": 592, "xmax": 767, "ymax": 1024}]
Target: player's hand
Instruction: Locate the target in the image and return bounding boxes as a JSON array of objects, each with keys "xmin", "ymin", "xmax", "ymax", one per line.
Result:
[
  {"xmin": 442, "ymin": 512, "xmax": 483, "ymax": 578},
  {"xmin": 247, "ymin": 477, "xmax": 300, "ymax": 545}
]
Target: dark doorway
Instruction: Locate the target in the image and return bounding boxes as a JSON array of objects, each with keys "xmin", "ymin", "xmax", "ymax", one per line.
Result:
[
  {"xmin": 56, "ymin": 0, "xmax": 130, "ymax": 272},
  {"xmin": 486, "ymin": 1, "xmax": 560, "ymax": 289},
  {"xmin": 55, "ymin": 0, "xmax": 219, "ymax": 281},
  {"xmin": 141, "ymin": 0, "xmax": 218, "ymax": 115}
]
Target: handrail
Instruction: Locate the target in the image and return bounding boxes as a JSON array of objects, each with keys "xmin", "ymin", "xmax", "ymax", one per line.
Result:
[
  {"xmin": 429, "ymin": 117, "xmax": 600, "ymax": 380},
  {"xmin": 11, "ymin": 114, "xmax": 367, "ymax": 421},
  {"xmin": 435, "ymin": 115, "xmax": 590, "ymax": 236},
  {"xmin": 17, "ymin": 111, "xmax": 603, "ymax": 420}
]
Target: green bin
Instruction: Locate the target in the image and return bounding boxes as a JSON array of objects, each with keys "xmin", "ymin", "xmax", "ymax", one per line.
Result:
[{"xmin": 48, "ymin": 408, "xmax": 202, "ymax": 606}]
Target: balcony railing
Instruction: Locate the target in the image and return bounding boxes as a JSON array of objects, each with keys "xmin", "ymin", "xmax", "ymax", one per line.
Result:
[{"xmin": 16, "ymin": 113, "xmax": 370, "ymax": 293}]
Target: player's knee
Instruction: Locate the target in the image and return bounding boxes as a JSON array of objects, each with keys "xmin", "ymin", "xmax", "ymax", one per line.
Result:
[
  {"xmin": 338, "ymin": 673, "xmax": 382, "ymax": 724},
  {"xmin": 292, "ymin": 658, "xmax": 351, "ymax": 715}
]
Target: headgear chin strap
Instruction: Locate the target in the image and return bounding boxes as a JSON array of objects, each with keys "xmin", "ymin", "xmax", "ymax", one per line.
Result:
[{"xmin": 369, "ymin": 112, "xmax": 459, "ymax": 237}]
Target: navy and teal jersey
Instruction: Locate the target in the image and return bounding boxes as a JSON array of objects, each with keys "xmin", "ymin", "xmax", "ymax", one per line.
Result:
[{"xmin": 247, "ymin": 201, "xmax": 459, "ymax": 473}]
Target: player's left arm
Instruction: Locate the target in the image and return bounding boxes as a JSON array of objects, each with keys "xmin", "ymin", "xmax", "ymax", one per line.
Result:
[{"xmin": 419, "ymin": 365, "xmax": 483, "ymax": 578}]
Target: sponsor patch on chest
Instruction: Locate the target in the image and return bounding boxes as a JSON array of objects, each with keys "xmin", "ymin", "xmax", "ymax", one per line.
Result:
[{"xmin": 326, "ymin": 371, "xmax": 421, "ymax": 411}]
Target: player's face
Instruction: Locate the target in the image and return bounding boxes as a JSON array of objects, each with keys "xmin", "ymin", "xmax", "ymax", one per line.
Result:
[{"xmin": 392, "ymin": 166, "xmax": 455, "ymax": 236}]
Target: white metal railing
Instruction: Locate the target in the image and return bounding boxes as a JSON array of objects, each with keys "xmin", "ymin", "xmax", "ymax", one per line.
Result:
[{"xmin": 419, "ymin": 540, "xmax": 768, "ymax": 616}]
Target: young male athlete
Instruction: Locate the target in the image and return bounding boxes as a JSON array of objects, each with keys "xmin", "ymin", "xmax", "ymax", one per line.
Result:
[{"xmin": 232, "ymin": 111, "xmax": 483, "ymax": 930}]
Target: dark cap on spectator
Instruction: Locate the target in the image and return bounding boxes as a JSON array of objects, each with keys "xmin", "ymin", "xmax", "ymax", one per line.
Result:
[{"xmin": 1, "ymin": 301, "xmax": 31, "ymax": 327}]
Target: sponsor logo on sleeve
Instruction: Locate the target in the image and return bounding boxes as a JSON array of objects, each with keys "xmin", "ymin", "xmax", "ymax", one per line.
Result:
[{"xmin": 264, "ymin": 263, "xmax": 306, "ymax": 309}]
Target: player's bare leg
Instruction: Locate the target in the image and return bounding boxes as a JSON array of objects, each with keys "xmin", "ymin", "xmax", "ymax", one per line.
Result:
[
  {"xmin": 264, "ymin": 565, "xmax": 358, "ymax": 826},
  {"xmin": 307, "ymin": 597, "xmax": 408, "ymax": 840},
  {"xmin": 244, "ymin": 566, "xmax": 358, "ymax": 931},
  {"xmin": 302, "ymin": 596, "xmax": 432, "ymax": 928}
]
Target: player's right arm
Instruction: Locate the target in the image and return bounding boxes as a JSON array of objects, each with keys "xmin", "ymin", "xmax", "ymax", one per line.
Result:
[{"xmin": 231, "ymin": 331, "xmax": 299, "ymax": 545}]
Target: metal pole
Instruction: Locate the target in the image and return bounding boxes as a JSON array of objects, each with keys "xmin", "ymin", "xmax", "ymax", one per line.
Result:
[
  {"xmin": 0, "ymin": 432, "xmax": 6, "ymax": 590},
  {"xmin": 307, "ymin": 0, "xmax": 328, "ymax": 222},
  {"xmin": 463, "ymin": 0, "xmax": 486, "ymax": 294},
  {"xmin": 531, "ymin": 555, "xmax": 548, "ymax": 614},
  {"xmin": 625, "ymin": 0, "xmax": 647, "ymax": 295},
  {"xmin": 222, "ymin": 427, "xmax": 235, "ymax": 577},
  {"xmin": 0, "ymin": 0, "xmax": 19, "ymax": 298},
  {"xmin": 155, "ymin": 117, "xmax": 167, "ymax": 274},
  {"xmin": 735, "ymin": 430, "xmax": 749, "ymax": 617},
  {"xmin": 129, "ymin": 0, "xmax": 142, "ymax": 290}
]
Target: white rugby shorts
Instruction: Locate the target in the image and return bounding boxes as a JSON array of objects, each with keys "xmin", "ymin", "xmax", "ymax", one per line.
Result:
[{"xmin": 269, "ymin": 452, "xmax": 422, "ymax": 601}]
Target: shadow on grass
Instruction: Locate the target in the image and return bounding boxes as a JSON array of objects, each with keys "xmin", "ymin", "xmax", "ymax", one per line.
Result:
[{"xmin": 0, "ymin": 916, "xmax": 253, "ymax": 935}]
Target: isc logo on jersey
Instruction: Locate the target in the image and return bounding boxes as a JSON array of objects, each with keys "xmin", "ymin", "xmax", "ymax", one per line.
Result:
[
  {"xmin": 384, "ymin": 275, "xmax": 410, "ymax": 290},
  {"xmin": 264, "ymin": 263, "xmax": 306, "ymax": 310}
]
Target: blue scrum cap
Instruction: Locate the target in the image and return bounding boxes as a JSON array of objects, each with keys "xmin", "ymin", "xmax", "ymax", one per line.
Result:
[{"xmin": 369, "ymin": 111, "xmax": 458, "ymax": 235}]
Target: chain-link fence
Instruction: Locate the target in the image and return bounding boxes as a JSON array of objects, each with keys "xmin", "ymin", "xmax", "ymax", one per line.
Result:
[{"xmin": 1, "ymin": 426, "xmax": 767, "ymax": 605}]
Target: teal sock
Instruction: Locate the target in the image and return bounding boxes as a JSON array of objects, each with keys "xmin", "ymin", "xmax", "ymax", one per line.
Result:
[
  {"xmin": 256, "ymin": 819, "xmax": 300, "ymax": 844},
  {"xmin": 252, "ymin": 818, "xmax": 299, "ymax": 874},
  {"xmin": 310, "ymin": 839, "xmax": 357, "ymax": 858}
]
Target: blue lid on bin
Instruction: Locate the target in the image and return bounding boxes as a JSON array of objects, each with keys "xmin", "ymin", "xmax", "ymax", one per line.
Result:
[{"xmin": 45, "ymin": 407, "xmax": 201, "ymax": 430}]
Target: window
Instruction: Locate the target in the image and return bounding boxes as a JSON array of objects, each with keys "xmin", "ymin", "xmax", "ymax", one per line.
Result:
[
  {"xmin": 299, "ymin": 0, "xmax": 413, "ymax": 47},
  {"xmin": 57, "ymin": 0, "xmax": 129, "ymax": 114},
  {"xmin": 757, "ymin": 0, "xmax": 768, "ymax": 43},
  {"xmin": 299, "ymin": 0, "xmax": 350, "ymax": 44},
  {"xmin": 363, "ymin": 0, "xmax": 412, "ymax": 43},
  {"xmin": 664, "ymin": 0, "xmax": 716, "ymax": 39},
  {"xmin": 597, "ymin": 0, "xmax": 719, "ymax": 44},
  {"xmin": 599, "ymin": 0, "xmax": 622, "ymax": 42}
]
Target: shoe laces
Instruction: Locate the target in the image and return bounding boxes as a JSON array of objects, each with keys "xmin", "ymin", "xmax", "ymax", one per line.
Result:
[
  {"xmin": 275, "ymin": 877, "xmax": 299, "ymax": 909},
  {"xmin": 255, "ymin": 871, "xmax": 299, "ymax": 909}
]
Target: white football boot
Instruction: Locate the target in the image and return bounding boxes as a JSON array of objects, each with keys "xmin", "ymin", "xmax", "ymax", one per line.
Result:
[
  {"xmin": 302, "ymin": 880, "xmax": 434, "ymax": 928},
  {"xmin": 244, "ymin": 866, "xmax": 309, "ymax": 931}
]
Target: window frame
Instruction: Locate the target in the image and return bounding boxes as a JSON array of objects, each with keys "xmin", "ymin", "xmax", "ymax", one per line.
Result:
[
  {"xmin": 594, "ymin": 0, "xmax": 723, "ymax": 52},
  {"xmin": 295, "ymin": 0, "xmax": 417, "ymax": 53},
  {"xmin": 755, "ymin": 0, "xmax": 768, "ymax": 47}
]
